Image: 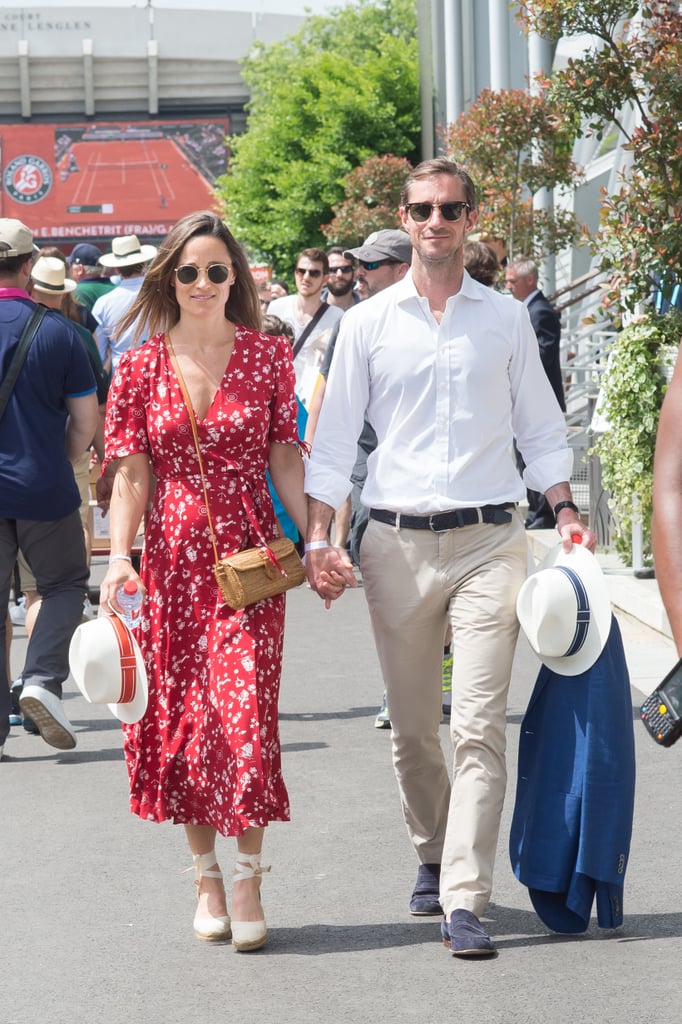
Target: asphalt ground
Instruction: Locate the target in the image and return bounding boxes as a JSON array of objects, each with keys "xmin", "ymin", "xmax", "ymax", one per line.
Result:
[{"xmin": 4, "ymin": 554, "xmax": 682, "ymax": 1024}]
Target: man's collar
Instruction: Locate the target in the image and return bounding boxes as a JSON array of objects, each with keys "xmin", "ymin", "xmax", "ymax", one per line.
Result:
[{"xmin": 0, "ymin": 286, "xmax": 32, "ymax": 300}]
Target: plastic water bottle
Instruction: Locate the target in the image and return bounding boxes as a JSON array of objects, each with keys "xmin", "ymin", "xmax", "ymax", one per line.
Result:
[{"xmin": 116, "ymin": 580, "xmax": 143, "ymax": 628}]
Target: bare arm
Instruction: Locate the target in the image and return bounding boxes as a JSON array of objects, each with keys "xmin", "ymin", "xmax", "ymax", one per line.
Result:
[
  {"xmin": 303, "ymin": 375, "xmax": 326, "ymax": 447},
  {"xmin": 653, "ymin": 343, "xmax": 682, "ymax": 655},
  {"xmin": 99, "ymin": 452, "xmax": 151, "ymax": 611},
  {"xmin": 544, "ymin": 482, "xmax": 597, "ymax": 553},
  {"xmin": 64, "ymin": 392, "xmax": 99, "ymax": 462},
  {"xmin": 268, "ymin": 442, "xmax": 307, "ymax": 537}
]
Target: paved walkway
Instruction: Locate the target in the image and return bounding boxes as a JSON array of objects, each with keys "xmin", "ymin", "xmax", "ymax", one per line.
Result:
[{"xmin": 4, "ymin": 545, "xmax": 682, "ymax": 1024}]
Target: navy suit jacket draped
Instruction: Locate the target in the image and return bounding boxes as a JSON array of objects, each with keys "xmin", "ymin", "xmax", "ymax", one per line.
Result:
[{"xmin": 510, "ymin": 616, "xmax": 636, "ymax": 932}]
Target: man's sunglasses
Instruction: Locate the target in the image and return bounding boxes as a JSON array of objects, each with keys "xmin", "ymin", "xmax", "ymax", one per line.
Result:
[
  {"xmin": 329, "ymin": 264, "xmax": 354, "ymax": 274},
  {"xmin": 295, "ymin": 266, "xmax": 323, "ymax": 279},
  {"xmin": 405, "ymin": 201, "xmax": 471, "ymax": 223},
  {"xmin": 174, "ymin": 263, "xmax": 231, "ymax": 285},
  {"xmin": 357, "ymin": 259, "xmax": 398, "ymax": 271}
]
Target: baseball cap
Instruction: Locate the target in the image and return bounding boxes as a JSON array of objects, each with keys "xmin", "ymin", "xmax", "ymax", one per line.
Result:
[
  {"xmin": 66, "ymin": 242, "xmax": 103, "ymax": 266},
  {"xmin": 0, "ymin": 218, "xmax": 37, "ymax": 259},
  {"xmin": 345, "ymin": 229, "xmax": 412, "ymax": 265}
]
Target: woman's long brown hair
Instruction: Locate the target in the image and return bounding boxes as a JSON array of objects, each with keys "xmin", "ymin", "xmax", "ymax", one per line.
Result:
[{"xmin": 115, "ymin": 210, "xmax": 263, "ymax": 342}]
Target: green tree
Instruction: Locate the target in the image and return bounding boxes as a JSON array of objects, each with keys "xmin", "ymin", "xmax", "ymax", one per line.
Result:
[
  {"xmin": 442, "ymin": 87, "xmax": 583, "ymax": 261},
  {"xmin": 215, "ymin": 0, "xmax": 420, "ymax": 274},
  {"xmin": 593, "ymin": 309, "xmax": 682, "ymax": 563},
  {"xmin": 321, "ymin": 154, "xmax": 412, "ymax": 247},
  {"xmin": 519, "ymin": 0, "xmax": 682, "ymax": 310}
]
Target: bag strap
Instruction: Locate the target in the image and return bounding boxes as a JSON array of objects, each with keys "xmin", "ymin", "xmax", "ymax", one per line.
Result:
[
  {"xmin": 291, "ymin": 301, "xmax": 329, "ymax": 359},
  {"xmin": 164, "ymin": 333, "xmax": 284, "ymax": 573},
  {"xmin": 0, "ymin": 303, "xmax": 48, "ymax": 422}
]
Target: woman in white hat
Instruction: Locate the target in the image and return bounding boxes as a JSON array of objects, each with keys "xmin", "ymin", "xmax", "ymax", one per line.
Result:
[{"xmin": 98, "ymin": 211, "xmax": 307, "ymax": 951}]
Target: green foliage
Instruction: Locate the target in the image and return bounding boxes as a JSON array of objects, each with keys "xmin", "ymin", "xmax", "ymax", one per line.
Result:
[
  {"xmin": 593, "ymin": 310, "xmax": 682, "ymax": 563},
  {"xmin": 520, "ymin": 1, "xmax": 682, "ymax": 310},
  {"xmin": 321, "ymin": 154, "xmax": 412, "ymax": 247},
  {"xmin": 442, "ymin": 88, "xmax": 583, "ymax": 260},
  {"xmin": 215, "ymin": 0, "xmax": 420, "ymax": 275}
]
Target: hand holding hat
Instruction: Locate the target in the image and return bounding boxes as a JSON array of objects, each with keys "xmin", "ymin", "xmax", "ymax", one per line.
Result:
[
  {"xmin": 516, "ymin": 541, "xmax": 612, "ymax": 676},
  {"xmin": 69, "ymin": 609, "xmax": 148, "ymax": 723}
]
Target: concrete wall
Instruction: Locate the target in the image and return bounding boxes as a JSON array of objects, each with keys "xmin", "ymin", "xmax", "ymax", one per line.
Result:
[{"xmin": 0, "ymin": 5, "xmax": 306, "ymax": 122}]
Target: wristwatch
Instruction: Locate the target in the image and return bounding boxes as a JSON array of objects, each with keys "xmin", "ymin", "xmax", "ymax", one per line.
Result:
[{"xmin": 553, "ymin": 500, "xmax": 580, "ymax": 518}]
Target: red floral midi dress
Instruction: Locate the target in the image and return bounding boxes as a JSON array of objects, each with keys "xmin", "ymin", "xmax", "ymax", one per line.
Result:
[{"xmin": 104, "ymin": 328, "xmax": 300, "ymax": 836}]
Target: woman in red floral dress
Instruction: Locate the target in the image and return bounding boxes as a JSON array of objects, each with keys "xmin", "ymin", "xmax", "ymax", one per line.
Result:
[{"xmin": 99, "ymin": 211, "xmax": 307, "ymax": 951}]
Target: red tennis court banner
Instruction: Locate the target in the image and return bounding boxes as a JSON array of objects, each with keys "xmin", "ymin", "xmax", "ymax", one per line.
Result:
[{"xmin": 0, "ymin": 117, "xmax": 229, "ymax": 245}]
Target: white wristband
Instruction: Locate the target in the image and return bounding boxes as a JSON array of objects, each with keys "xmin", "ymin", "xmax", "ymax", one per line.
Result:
[
  {"xmin": 109, "ymin": 553, "xmax": 132, "ymax": 563},
  {"xmin": 304, "ymin": 540, "xmax": 330, "ymax": 552}
]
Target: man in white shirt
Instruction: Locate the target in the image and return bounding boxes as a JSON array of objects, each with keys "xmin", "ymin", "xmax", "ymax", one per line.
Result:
[
  {"xmin": 267, "ymin": 247, "xmax": 342, "ymax": 411},
  {"xmin": 92, "ymin": 234, "xmax": 157, "ymax": 373},
  {"xmin": 304, "ymin": 158, "xmax": 596, "ymax": 957}
]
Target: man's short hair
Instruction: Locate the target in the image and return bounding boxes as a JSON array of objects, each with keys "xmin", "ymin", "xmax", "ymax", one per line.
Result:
[
  {"xmin": 400, "ymin": 157, "xmax": 477, "ymax": 212},
  {"xmin": 507, "ymin": 257, "xmax": 538, "ymax": 282},
  {"xmin": 297, "ymin": 247, "xmax": 329, "ymax": 275},
  {"xmin": 326, "ymin": 246, "xmax": 346, "ymax": 259}
]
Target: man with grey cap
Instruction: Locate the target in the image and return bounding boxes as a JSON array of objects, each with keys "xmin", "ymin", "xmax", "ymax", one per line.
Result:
[
  {"xmin": 304, "ymin": 228, "xmax": 412, "ymax": 552},
  {"xmin": 92, "ymin": 233, "xmax": 157, "ymax": 373},
  {"xmin": 0, "ymin": 218, "xmax": 98, "ymax": 756},
  {"xmin": 66, "ymin": 242, "xmax": 114, "ymax": 313}
]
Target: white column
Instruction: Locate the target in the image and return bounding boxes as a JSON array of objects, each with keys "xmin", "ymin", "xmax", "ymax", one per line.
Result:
[
  {"xmin": 147, "ymin": 39, "xmax": 158, "ymax": 116},
  {"xmin": 529, "ymin": 31, "xmax": 556, "ymax": 291},
  {"xmin": 444, "ymin": 0, "xmax": 463, "ymax": 124},
  {"xmin": 488, "ymin": 0, "xmax": 510, "ymax": 91},
  {"xmin": 18, "ymin": 40, "xmax": 30, "ymax": 119},
  {"xmin": 83, "ymin": 39, "xmax": 94, "ymax": 117}
]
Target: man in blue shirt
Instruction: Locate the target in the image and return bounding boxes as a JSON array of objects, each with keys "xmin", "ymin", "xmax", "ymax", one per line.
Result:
[{"xmin": 0, "ymin": 218, "xmax": 98, "ymax": 757}]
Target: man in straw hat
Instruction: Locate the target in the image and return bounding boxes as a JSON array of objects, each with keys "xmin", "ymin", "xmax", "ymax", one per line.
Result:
[
  {"xmin": 304, "ymin": 158, "xmax": 597, "ymax": 957},
  {"xmin": 0, "ymin": 219, "xmax": 98, "ymax": 756},
  {"xmin": 92, "ymin": 233, "xmax": 157, "ymax": 373}
]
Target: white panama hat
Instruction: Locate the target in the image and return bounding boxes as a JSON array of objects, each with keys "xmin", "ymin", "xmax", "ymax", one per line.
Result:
[
  {"xmin": 99, "ymin": 233, "xmax": 157, "ymax": 268},
  {"xmin": 516, "ymin": 542, "xmax": 612, "ymax": 676},
  {"xmin": 69, "ymin": 611, "xmax": 148, "ymax": 724},
  {"xmin": 31, "ymin": 255, "xmax": 77, "ymax": 294}
]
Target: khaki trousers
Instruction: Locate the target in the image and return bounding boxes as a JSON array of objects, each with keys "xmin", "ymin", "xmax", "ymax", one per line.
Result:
[{"xmin": 360, "ymin": 512, "xmax": 528, "ymax": 917}]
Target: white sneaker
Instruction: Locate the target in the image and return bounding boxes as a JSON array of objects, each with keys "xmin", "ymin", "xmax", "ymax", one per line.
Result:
[
  {"xmin": 9, "ymin": 597, "xmax": 26, "ymax": 626},
  {"xmin": 18, "ymin": 685, "xmax": 77, "ymax": 750}
]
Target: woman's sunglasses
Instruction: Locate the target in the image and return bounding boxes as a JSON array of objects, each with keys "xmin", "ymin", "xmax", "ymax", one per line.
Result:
[
  {"xmin": 404, "ymin": 201, "xmax": 471, "ymax": 223},
  {"xmin": 174, "ymin": 263, "xmax": 231, "ymax": 285}
]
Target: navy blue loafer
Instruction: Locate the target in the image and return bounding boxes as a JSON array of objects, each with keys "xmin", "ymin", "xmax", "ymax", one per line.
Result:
[
  {"xmin": 409, "ymin": 863, "xmax": 442, "ymax": 916},
  {"xmin": 441, "ymin": 910, "xmax": 495, "ymax": 956}
]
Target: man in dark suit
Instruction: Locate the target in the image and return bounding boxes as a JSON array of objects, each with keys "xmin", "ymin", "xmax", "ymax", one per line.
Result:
[{"xmin": 506, "ymin": 257, "xmax": 565, "ymax": 529}]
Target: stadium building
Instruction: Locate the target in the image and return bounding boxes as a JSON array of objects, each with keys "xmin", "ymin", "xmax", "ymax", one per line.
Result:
[{"xmin": 0, "ymin": 1, "xmax": 335, "ymax": 247}]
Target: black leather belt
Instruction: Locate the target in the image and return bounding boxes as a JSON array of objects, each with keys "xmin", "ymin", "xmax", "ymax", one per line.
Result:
[{"xmin": 369, "ymin": 504, "xmax": 515, "ymax": 532}]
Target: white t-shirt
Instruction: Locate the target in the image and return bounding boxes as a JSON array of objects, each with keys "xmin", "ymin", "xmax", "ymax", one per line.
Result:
[{"xmin": 267, "ymin": 294, "xmax": 343, "ymax": 409}]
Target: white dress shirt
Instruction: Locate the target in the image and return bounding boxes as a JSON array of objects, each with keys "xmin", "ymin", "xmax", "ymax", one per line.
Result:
[
  {"xmin": 305, "ymin": 270, "xmax": 572, "ymax": 514},
  {"xmin": 92, "ymin": 276, "xmax": 145, "ymax": 371}
]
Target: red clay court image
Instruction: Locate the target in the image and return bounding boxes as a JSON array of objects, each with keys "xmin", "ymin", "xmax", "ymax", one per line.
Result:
[{"xmin": 0, "ymin": 119, "xmax": 229, "ymax": 242}]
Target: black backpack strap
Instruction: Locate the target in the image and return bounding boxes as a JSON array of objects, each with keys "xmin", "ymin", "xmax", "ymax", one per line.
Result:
[
  {"xmin": 291, "ymin": 301, "xmax": 329, "ymax": 359},
  {"xmin": 0, "ymin": 304, "xmax": 48, "ymax": 422}
]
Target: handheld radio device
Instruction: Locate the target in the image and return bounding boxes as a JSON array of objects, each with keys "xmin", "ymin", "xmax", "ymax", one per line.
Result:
[{"xmin": 640, "ymin": 658, "xmax": 682, "ymax": 747}]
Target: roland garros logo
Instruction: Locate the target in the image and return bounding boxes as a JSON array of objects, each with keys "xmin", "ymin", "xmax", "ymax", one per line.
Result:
[{"xmin": 3, "ymin": 154, "xmax": 53, "ymax": 204}]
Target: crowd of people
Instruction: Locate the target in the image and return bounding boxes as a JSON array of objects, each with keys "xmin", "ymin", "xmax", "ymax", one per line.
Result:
[{"xmin": 2, "ymin": 155, "xmax": 612, "ymax": 959}]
